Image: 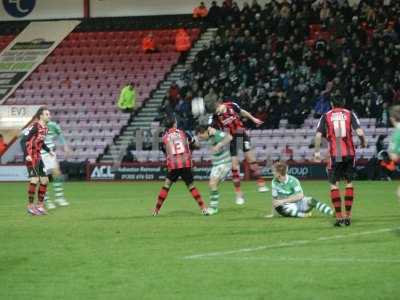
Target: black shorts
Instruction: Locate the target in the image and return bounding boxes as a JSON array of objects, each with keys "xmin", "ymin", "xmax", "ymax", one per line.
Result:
[
  {"xmin": 230, "ymin": 132, "xmax": 252, "ymax": 156},
  {"xmin": 328, "ymin": 156, "xmax": 355, "ymax": 184},
  {"xmin": 26, "ymin": 160, "xmax": 46, "ymax": 178},
  {"xmin": 167, "ymin": 168, "xmax": 194, "ymax": 186},
  {"xmin": 275, "ymin": 205, "xmax": 291, "ymax": 217}
]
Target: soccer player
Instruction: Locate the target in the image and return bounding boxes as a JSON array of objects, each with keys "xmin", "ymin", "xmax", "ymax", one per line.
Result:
[
  {"xmin": 20, "ymin": 107, "xmax": 54, "ymax": 215},
  {"xmin": 266, "ymin": 161, "xmax": 333, "ymax": 218},
  {"xmin": 314, "ymin": 97, "xmax": 367, "ymax": 227},
  {"xmin": 213, "ymin": 100, "xmax": 268, "ymax": 205},
  {"xmin": 41, "ymin": 121, "xmax": 71, "ymax": 209},
  {"xmin": 388, "ymin": 105, "xmax": 400, "ymax": 201},
  {"xmin": 196, "ymin": 124, "xmax": 233, "ymax": 215},
  {"xmin": 153, "ymin": 117, "xmax": 208, "ymax": 216}
]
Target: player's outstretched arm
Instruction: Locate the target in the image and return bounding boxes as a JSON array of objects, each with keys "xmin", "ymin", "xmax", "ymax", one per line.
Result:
[
  {"xmin": 351, "ymin": 111, "xmax": 367, "ymax": 148},
  {"xmin": 273, "ymin": 192, "xmax": 304, "ymax": 207},
  {"xmin": 240, "ymin": 109, "xmax": 263, "ymax": 125},
  {"xmin": 314, "ymin": 114, "xmax": 326, "ymax": 162},
  {"xmin": 63, "ymin": 145, "xmax": 73, "ymax": 155},
  {"xmin": 41, "ymin": 143, "xmax": 55, "ymax": 156},
  {"xmin": 265, "ymin": 197, "xmax": 278, "ymax": 218},
  {"xmin": 314, "ymin": 132, "xmax": 322, "ymax": 162},
  {"xmin": 186, "ymin": 132, "xmax": 200, "ymax": 150},
  {"xmin": 356, "ymin": 128, "xmax": 367, "ymax": 148},
  {"xmin": 212, "ymin": 132, "xmax": 232, "ymax": 153},
  {"xmin": 265, "ymin": 206, "xmax": 275, "ymax": 218},
  {"xmin": 59, "ymin": 133, "xmax": 72, "ymax": 154}
]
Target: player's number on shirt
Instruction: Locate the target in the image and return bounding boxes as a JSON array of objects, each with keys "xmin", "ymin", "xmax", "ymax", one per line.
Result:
[
  {"xmin": 331, "ymin": 112, "xmax": 347, "ymax": 138},
  {"xmin": 172, "ymin": 140, "xmax": 185, "ymax": 155}
]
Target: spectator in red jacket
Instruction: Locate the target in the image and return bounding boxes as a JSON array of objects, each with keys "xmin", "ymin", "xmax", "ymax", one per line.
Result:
[
  {"xmin": 193, "ymin": 2, "xmax": 208, "ymax": 19},
  {"xmin": 169, "ymin": 81, "xmax": 180, "ymax": 107},
  {"xmin": 142, "ymin": 32, "xmax": 157, "ymax": 53},
  {"xmin": 175, "ymin": 29, "xmax": 191, "ymax": 53}
]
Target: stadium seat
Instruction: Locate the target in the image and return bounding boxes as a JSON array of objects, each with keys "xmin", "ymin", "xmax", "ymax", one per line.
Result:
[{"xmin": 3, "ymin": 28, "xmax": 186, "ymax": 162}]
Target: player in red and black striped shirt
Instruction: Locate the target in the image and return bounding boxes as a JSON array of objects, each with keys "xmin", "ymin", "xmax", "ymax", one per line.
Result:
[
  {"xmin": 314, "ymin": 97, "xmax": 367, "ymax": 227},
  {"xmin": 153, "ymin": 117, "xmax": 208, "ymax": 216},
  {"xmin": 20, "ymin": 107, "xmax": 54, "ymax": 215},
  {"xmin": 213, "ymin": 100, "xmax": 268, "ymax": 205}
]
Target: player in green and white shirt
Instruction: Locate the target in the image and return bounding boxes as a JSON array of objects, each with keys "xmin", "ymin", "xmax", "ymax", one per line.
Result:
[
  {"xmin": 266, "ymin": 161, "xmax": 333, "ymax": 218},
  {"xmin": 389, "ymin": 106, "xmax": 400, "ymax": 159},
  {"xmin": 389, "ymin": 105, "xmax": 400, "ymax": 202},
  {"xmin": 196, "ymin": 124, "xmax": 234, "ymax": 215},
  {"xmin": 40, "ymin": 121, "xmax": 71, "ymax": 209}
]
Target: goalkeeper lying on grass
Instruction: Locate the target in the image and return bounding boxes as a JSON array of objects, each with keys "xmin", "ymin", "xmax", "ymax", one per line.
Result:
[{"xmin": 266, "ymin": 161, "xmax": 333, "ymax": 218}]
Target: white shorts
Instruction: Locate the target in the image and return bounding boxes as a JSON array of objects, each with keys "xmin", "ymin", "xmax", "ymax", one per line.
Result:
[
  {"xmin": 41, "ymin": 152, "xmax": 58, "ymax": 173},
  {"xmin": 210, "ymin": 163, "xmax": 231, "ymax": 182},
  {"xmin": 277, "ymin": 197, "xmax": 312, "ymax": 216}
]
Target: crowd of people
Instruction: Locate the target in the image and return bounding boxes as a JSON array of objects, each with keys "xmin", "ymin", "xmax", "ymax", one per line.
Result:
[{"xmin": 157, "ymin": 0, "xmax": 400, "ymax": 130}]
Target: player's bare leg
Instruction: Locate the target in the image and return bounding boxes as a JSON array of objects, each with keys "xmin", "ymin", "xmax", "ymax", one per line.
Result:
[
  {"xmin": 36, "ymin": 176, "xmax": 49, "ymax": 215},
  {"xmin": 153, "ymin": 179, "xmax": 172, "ymax": 216},
  {"xmin": 330, "ymin": 182, "xmax": 344, "ymax": 227},
  {"xmin": 186, "ymin": 183, "xmax": 208, "ymax": 215},
  {"xmin": 344, "ymin": 181, "xmax": 354, "ymax": 226},
  {"xmin": 231, "ymin": 156, "xmax": 245, "ymax": 205},
  {"xmin": 27, "ymin": 177, "xmax": 40, "ymax": 215},
  {"xmin": 244, "ymin": 150, "xmax": 268, "ymax": 192}
]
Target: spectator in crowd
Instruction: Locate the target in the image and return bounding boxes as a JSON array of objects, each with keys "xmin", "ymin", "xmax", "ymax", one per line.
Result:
[
  {"xmin": 142, "ymin": 32, "xmax": 157, "ymax": 53},
  {"xmin": 117, "ymin": 83, "xmax": 136, "ymax": 113},
  {"xmin": 175, "ymin": 28, "xmax": 192, "ymax": 63},
  {"xmin": 207, "ymin": 1, "xmax": 221, "ymax": 26},
  {"xmin": 61, "ymin": 78, "xmax": 72, "ymax": 88},
  {"xmin": 169, "ymin": 0, "xmax": 400, "ymax": 132},
  {"xmin": 376, "ymin": 134, "xmax": 387, "ymax": 154},
  {"xmin": 314, "ymin": 94, "xmax": 331, "ymax": 118},
  {"xmin": 376, "ymin": 101, "xmax": 390, "ymax": 127},
  {"xmin": 168, "ymin": 81, "xmax": 180, "ymax": 107},
  {"xmin": 193, "ymin": 2, "xmax": 208, "ymax": 19},
  {"xmin": 281, "ymin": 145, "xmax": 294, "ymax": 162},
  {"xmin": 0, "ymin": 134, "xmax": 7, "ymax": 157},
  {"xmin": 191, "ymin": 91, "xmax": 205, "ymax": 117},
  {"xmin": 122, "ymin": 149, "xmax": 134, "ymax": 163},
  {"xmin": 204, "ymin": 87, "xmax": 218, "ymax": 113}
]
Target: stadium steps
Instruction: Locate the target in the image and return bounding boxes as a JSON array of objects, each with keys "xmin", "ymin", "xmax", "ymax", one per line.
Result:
[
  {"xmin": 101, "ymin": 28, "xmax": 217, "ymax": 163},
  {"xmin": 185, "ymin": 28, "xmax": 217, "ymax": 67}
]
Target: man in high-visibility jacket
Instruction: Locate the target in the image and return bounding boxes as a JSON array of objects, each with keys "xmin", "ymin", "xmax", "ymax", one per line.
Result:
[
  {"xmin": 117, "ymin": 83, "xmax": 136, "ymax": 112},
  {"xmin": 175, "ymin": 29, "xmax": 191, "ymax": 52},
  {"xmin": 193, "ymin": 2, "xmax": 208, "ymax": 19},
  {"xmin": 175, "ymin": 29, "xmax": 192, "ymax": 63},
  {"xmin": 142, "ymin": 32, "xmax": 157, "ymax": 53}
]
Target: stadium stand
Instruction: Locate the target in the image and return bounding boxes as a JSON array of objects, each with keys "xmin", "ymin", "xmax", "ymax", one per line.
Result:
[
  {"xmin": 3, "ymin": 25, "xmax": 200, "ymax": 162},
  {"xmin": 2, "ymin": 1, "xmax": 400, "ymax": 165},
  {"xmin": 141, "ymin": 0, "xmax": 400, "ymax": 163}
]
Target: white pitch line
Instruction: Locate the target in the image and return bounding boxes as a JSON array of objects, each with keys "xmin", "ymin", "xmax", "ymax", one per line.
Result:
[
  {"xmin": 183, "ymin": 227, "xmax": 400, "ymax": 259},
  {"xmin": 205, "ymin": 257, "xmax": 400, "ymax": 264}
]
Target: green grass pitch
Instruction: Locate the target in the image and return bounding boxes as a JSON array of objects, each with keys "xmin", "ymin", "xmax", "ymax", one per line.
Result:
[{"xmin": 1, "ymin": 180, "xmax": 400, "ymax": 300}]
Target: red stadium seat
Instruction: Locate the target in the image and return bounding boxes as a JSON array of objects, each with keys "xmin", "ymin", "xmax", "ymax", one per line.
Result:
[{"xmin": 3, "ymin": 28, "xmax": 187, "ymax": 161}]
